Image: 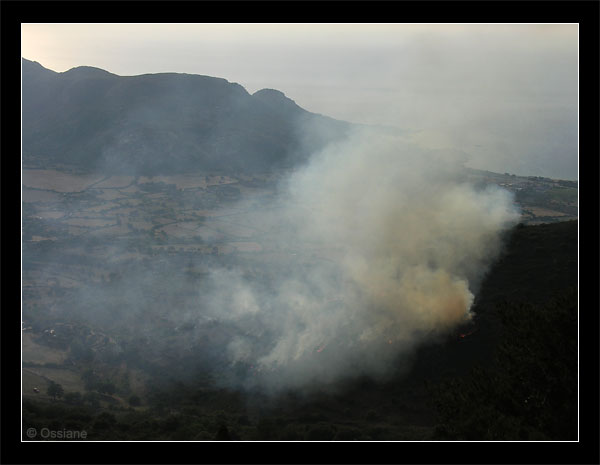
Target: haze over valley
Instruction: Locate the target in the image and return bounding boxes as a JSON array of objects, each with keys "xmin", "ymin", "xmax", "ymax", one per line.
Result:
[{"xmin": 21, "ymin": 23, "xmax": 578, "ymax": 441}]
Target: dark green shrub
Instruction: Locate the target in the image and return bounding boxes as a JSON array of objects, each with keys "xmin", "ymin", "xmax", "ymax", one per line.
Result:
[
  {"xmin": 306, "ymin": 423, "xmax": 336, "ymax": 441},
  {"xmin": 214, "ymin": 424, "xmax": 231, "ymax": 440},
  {"xmin": 280, "ymin": 424, "xmax": 305, "ymax": 440},
  {"xmin": 333, "ymin": 427, "xmax": 362, "ymax": 441},
  {"xmin": 128, "ymin": 395, "xmax": 142, "ymax": 407},
  {"xmin": 256, "ymin": 418, "xmax": 279, "ymax": 440}
]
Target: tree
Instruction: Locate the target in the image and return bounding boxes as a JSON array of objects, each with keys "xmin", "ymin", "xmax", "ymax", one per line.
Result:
[{"xmin": 47, "ymin": 381, "xmax": 64, "ymax": 400}]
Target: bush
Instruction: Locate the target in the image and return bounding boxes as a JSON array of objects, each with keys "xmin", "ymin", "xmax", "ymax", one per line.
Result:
[
  {"xmin": 279, "ymin": 424, "xmax": 305, "ymax": 440},
  {"xmin": 194, "ymin": 430, "xmax": 213, "ymax": 440},
  {"xmin": 161, "ymin": 415, "xmax": 180, "ymax": 431},
  {"xmin": 214, "ymin": 424, "xmax": 231, "ymax": 440},
  {"xmin": 255, "ymin": 418, "xmax": 279, "ymax": 440},
  {"xmin": 367, "ymin": 426, "xmax": 390, "ymax": 440},
  {"xmin": 364, "ymin": 409, "xmax": 379, "ymax": 422},
  {"xmin": 128, "ymin": 395, "xmax": 142, "ymax": 407},
  {"xmin": 306, "ymin": 423, "xmax": 336, "ymax": 441},
  {"xmin": 333, "ymin": 427, "xmax": 362, "ymax": 441},
  {"xmin": 97, "ymin": 412, "xmax": 117, "ymax": 424}
]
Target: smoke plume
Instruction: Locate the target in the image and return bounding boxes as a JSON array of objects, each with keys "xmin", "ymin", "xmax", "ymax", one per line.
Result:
[{"xmin": 193, "ymin": 127, "xmax": 520, "ymax": 393}]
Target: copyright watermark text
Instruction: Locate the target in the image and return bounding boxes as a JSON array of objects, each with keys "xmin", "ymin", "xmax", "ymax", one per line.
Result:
[{"xmin": 26, "ymin": 427, "xmax": 87, "ymax": 440}]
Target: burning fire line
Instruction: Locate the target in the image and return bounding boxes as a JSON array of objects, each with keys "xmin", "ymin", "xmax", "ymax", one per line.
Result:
[{"xmin": 458, "ymin": 329, "xmax": 477, "ymax": 339}]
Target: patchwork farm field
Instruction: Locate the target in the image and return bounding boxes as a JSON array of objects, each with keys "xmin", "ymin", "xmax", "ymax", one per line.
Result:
[
  {"xmin": 23, "ymin": 169, "xmax": 106, "ymax": 192},
  {"xmin": 21, "ymin": 170, "xmax": 296, "ymax": 272}
]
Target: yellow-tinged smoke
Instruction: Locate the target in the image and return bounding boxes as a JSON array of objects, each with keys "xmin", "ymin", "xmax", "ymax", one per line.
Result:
[{"xmin": 203, "ymin": 127, "xmax": 520, "ymax": 392}]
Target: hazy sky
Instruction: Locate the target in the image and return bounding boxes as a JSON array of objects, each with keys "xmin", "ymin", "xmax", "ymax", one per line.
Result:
[{"xmin": 21, "ymin": 23, "xmax": 578, "ymax": 179}]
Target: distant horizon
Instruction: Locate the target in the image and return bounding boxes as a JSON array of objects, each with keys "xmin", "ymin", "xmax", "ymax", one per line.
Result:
[{"xmin": 21, "ymin": 24, "xmax": 578, "ymax": 180}]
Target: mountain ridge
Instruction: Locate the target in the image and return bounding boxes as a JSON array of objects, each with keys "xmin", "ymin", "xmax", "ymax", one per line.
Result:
[{"xmin": 22, "ymin": 58, "xmax": 352, "ymax": 175}]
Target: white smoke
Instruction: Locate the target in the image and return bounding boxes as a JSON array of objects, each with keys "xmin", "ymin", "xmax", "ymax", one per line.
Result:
[{"xmin": 196, "ymin": 127, "xmax": 520, "ymax": 393}]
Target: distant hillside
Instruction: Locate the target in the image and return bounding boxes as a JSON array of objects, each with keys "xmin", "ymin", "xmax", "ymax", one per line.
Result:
[{"xmin": 22, "ymin": 58, "xmax": 351, "ymax": 174}]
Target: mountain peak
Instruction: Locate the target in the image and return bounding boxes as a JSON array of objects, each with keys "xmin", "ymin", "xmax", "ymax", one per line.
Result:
[
  {"xmin": 22, "ymin": 57, "xmax": 57, "ymax": 75},
  {"xmin": 62, "ymin": 65, "xmax": 118, "ymax": 79},
  {"xmin": 253, "ymin": 88, "xmax": 286, "ymax": 98},
  {"xmin": 252, "ymin": 88, "xmax": 303, "ymax": 113}
]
